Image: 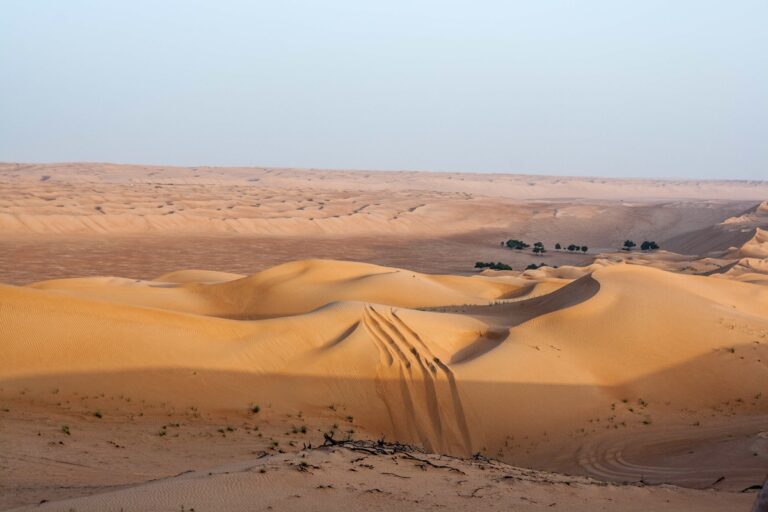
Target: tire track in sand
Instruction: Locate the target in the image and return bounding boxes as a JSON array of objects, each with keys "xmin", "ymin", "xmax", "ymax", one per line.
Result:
[{"xmin": 362, "ymin": 305, "xmax": 473, "ymax": 454}]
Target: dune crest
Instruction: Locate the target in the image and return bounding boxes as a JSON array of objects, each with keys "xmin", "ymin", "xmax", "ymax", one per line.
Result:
[
  {"xmin": 730, "ymin": 227, "xmax": 768, "ymax": 259},
  {"xmin": 28, "ymin": 259, "xmax": 524, "ymax": 319}
]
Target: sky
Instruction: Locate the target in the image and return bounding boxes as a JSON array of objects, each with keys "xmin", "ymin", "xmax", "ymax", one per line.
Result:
[{"xmin": 1, "ymin": 1, "xmax": 766, "ymax": 179}]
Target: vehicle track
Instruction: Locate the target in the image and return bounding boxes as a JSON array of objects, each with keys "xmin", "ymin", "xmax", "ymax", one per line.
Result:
[{"xmin": 362, "ymin": 305, "xmax": 473, "ymax": 454}]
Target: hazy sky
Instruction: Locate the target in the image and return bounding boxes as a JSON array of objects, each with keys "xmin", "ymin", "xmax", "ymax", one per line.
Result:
[{"xmin": 1, "ymin": 1, "xmax": 766, "ymax": 179}]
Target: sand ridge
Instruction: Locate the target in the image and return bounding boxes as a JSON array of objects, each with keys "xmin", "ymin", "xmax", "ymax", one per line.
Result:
[{"xmin": 2, "ymin": 258, "xmax": 767, "ymax": 500}]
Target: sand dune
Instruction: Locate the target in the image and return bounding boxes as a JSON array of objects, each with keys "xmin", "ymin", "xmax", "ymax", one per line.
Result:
[
  {"xmin": 2, "ymin": 259, "xmax": 766, "ymax": 506},
  {"xmin": 732, "ymin": 228, "xmax": 768, "ymax": 259},
  {"xmin": 0, "ymin": 163, "xmax": 758, "ymax": 239},
  {"xmin": 28, "ymin": 260, "xmax": 525, "ymax": 318},
  {"xmin": 2, "ymin": 163, "xmax": 762, "ymax": 289},
  {"xmin": 665, "ymin": 200, "xmax": 768, "ymax": 257},
  {"xmin": 711, "ymin": 257, "xmax": 768, "ymax": 285},
  {"xmin": 2, "ymin": 164, "xmax": 768, "ymax": 510}
]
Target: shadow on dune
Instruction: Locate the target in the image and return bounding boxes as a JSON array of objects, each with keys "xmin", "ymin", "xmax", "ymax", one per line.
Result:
[
  {"xmin": 662, "ymin": 225, "xmax": 756, "ymax": 256},
  {"xmin": 4, "ymin": 339, "xmax": 765, "ymax": 491},
  {"xmin": 699, "ymin": 259, "xmax": 740, "ymax": 276},
  {"xmin": 424, "ymin": 272, "xmax": 600, "ymax": 329}
]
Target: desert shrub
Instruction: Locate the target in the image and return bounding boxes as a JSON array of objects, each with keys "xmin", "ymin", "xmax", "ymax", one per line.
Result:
[
  {"xmin": 505, "ymin": 239, "xmax": 530, "ymax": 250},
  {"xmin": 475, "ymin": 261, "xmax": 512, "ymax": 271},
  {"xmin": 640, "ymin": 241, "xmax": 659, "ymax": 250}
]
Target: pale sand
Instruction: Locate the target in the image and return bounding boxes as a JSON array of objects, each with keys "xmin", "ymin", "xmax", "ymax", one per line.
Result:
[
  {"xmin": 1, "ymin": 163, "xmax": 767, "ymax": 511},
  {"xmin": 0, "ymin": 162, "xmax": 763, "ymax": 285},
  {"xmin": 0, "ymin": 162, "xmax": 762, "ymax": 238},
  {"xmin": 5, "ymin": 441, "xmax": 754, "ymax": 512}
]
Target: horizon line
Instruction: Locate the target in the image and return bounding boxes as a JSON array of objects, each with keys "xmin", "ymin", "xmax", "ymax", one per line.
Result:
[{"xmin": 2, "ymin": 160, "xmax": 766, "ymax": 185}]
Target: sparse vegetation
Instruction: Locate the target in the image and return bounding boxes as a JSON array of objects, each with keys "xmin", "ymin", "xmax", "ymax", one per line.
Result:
[
  {"xmin": 499, "ymin": 238, "xmax": 592, "ymax": 255},
  {"xmin": 505, "ymin": 239, "xmax": 530, "ymax": 250},
  {"xmin": 622, "ymin": 240, "xmax": 636, "ymax": 251},
  {"xmin": 640, "ymin": 240, "xmax": 660, "ymax": 251},
  {"xmin": 475, "ymin": 261, "xmax": 512, "ymax": 271}
]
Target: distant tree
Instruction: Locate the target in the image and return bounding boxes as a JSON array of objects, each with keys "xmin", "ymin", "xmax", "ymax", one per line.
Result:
[
  {"xmin": 567, "ymin": 244, "xmax": 577, "ymax": 252},
  {"xmin": 622, "ymin": 240, "xmax": 636, "ymax": 251},
  {"xmin": 581, "ymin": 246, "xmax": 588, "ymax": 253},
  {"xmin": 475, "ymin": 261, "xmax": 512, "ymax": 271},
  {"xmin": 555, "ymin": 242, "xmax": 561, "ymax": 250},
  {"xmin": 533, "ymin": 241, "xmax": 544, "ymax": 248},
  {"xmin": 640, "ymin": 241, "xmax": 660, "ymax": 251},
  {"xmin": 505, "ymin": 239, "xmax": 530, "ymax": 250}
]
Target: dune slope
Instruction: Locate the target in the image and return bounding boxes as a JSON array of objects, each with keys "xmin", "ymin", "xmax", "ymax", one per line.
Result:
[{"xmin": 2, "ymin": 259, "xmax": 767, "ymax": 497}]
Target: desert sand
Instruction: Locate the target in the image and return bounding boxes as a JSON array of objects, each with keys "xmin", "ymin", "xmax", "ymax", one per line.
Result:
[{"xmin": 1, "ymin": 163, "xmax": 767, "ymax": 511}]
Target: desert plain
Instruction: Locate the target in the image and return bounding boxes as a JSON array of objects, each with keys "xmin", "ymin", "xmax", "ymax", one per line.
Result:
[{"xmin": 1, "ymin": 162, "xmax": 767, "ymax": 511}]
